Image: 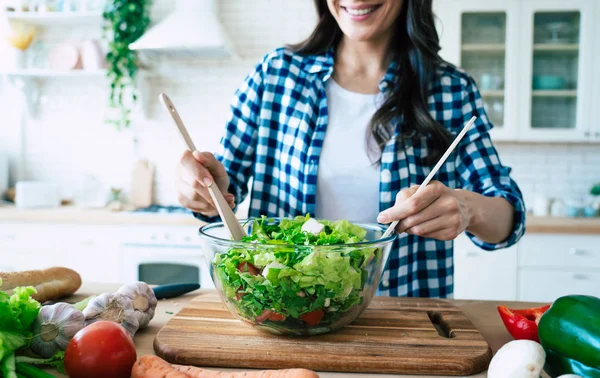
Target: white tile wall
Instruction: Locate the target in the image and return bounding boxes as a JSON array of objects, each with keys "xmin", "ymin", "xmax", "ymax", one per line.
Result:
[{"xmin": 0, "ymin": 0, "xmax": 598, "ymax": 210}]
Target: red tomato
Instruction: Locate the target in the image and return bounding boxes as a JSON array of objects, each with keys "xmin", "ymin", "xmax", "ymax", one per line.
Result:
[
  {"xmin": 235, "ymin": 286, "xmax": 246, "ymax": 300},
  {"xmin": 300, "ymin": 310, "xmax": 324, "ymax": 326},
  {"xmin": 255, "ymin": 310, "xmax": 273, "ymax": 323},
  {"xmin": 268, "ymin": 312, "xmax": 286, "ymax": 321},
  {"xmin": 237, "ymin": 262, "xmax": 260, "ymax": 275},
  {"xmin": 65, "ymin": 321, "xmax": 137, "ymax": 378}
]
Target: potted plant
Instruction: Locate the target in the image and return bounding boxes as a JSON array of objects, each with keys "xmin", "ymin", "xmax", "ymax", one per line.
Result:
[
  {"xmin": 103, "ymin": 0, "xmax": 152, "ymax": 130},
  {"xmin": 585, "ymin": 183, "xmax": 600, "ymax": 217}
]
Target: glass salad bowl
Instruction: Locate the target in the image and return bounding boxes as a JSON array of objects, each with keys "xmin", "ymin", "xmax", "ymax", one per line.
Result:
[{"xmin": 198, "ymin": 216, "xmax": 397, "ymax": 336}]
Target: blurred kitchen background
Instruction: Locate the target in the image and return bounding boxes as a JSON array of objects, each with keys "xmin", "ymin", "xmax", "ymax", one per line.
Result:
[{"xmin": 0, "ymin": 0, "xmax": 599, "ymax": 302}]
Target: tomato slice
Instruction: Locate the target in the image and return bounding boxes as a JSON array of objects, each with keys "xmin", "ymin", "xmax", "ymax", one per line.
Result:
[
  {"xmin": 235, "ymin": 286, "xmax": 246, "ymax": 301},
  {"xmin": 256, "ymin": 310, "xmax": 273, "ymax": 323},
  {"xmin": 300, "ymin": 309, "xmax": 324, "ymax": 326},
  {"xmin": 237, "ymin": 262, "xmax": 260, "ymax": 276},
  {"xmin": 268, "ymin": 312, "xmax": 286, "ymax": 321}
]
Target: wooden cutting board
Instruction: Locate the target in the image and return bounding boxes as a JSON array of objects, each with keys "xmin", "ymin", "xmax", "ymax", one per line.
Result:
[{"xmin": 154, "ymin": 292, "xmax": 492, "ymax": 376}]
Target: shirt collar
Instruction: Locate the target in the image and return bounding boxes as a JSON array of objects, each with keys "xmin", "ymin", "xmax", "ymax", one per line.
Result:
[{"xmin": 301, "ymin": 47, "xmax": 399, "ymax": 94}]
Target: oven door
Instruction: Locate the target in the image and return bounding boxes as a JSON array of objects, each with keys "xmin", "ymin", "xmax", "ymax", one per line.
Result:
[{"xmin": 121, "ymin": 244, "xmax": 214, "ymax": 288}]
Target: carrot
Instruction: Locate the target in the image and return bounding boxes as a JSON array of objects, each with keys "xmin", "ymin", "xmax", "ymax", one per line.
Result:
[
  {"xmin": 131, "ymin": 355, "xmax": 320, "ymax": 378},
  {"xmin": 131, "ymin": 355, "xmax": 189, "ymax": 378},
  {"xmin": 172, "ymin": 364, "xmax": 320, "ymax": 378}
]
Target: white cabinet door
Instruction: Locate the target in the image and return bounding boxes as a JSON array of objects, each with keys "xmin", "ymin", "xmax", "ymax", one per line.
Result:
[
  {"xmin": 517, "ymin": 0, "xmax": 595, "ymax": 142},
  {"xmin": 0, "ymin": 224, "xmax": 57, "ymax": 272},
  {"xmin": 56, "ymin": 225, "xmax": 122, "ymax": 284},
  {"xmin": 591, "ymin": 0, "xmax": 600, "ymax": 142},
  {"xmin": 519, "ymin": 269, "xmax": 600, "ymax": 302},
  {"xmin": 434, "ymin": 0, "xmax": 520, "ymax": 141},
  {"xmin": 453, "ymin": 233, "xmax": 518, "ymax": 300}
]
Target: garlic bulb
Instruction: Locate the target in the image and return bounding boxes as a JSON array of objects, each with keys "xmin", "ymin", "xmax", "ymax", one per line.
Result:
[
  {"xmin": 117, "ymin": 282, "xmax": 157, "ymax": 329},
  {"xmin": 31, "ymin": 303, "xmax": 85, "ymax": 358},
  {"xmin": 83, "ymin": 293, "xmax": 139, "ymax": 337}
]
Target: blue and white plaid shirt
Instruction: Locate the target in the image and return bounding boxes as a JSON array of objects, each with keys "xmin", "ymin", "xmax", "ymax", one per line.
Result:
[{"xmin": 196, "ymin": 47, "xmax": 526, "ymax": 298}]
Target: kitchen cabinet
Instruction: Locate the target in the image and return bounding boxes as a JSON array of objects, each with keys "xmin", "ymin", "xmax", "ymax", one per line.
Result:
[
  {"xmin": 0, "ymin": 222, "xmax": 212, "ymax": 287},
  {"xmin": 434, "ymin": 0, "xmax": 596, "ymax": 143},
  {"xmin": 0, "ymin": 224, "xmax": 57, "ymax": 272},
  {"xmin": 453, "ymin": 233, "xmax": 518, "ymax": 300},
  {"xmin": 59, "ymin": 225, "xmax": 122, "ymax": 284},
  {"xmin": 592, "ymin": 0, "xmax": 600, "ymax": 142},
  {"xmin": 454, "ymin": 232, "xmax": 600, "ymax": 302}
]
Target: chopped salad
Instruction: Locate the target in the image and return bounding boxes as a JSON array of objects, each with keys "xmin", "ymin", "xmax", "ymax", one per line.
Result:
[{"xmin": 212, "ymin": 215, "xmax": 381, "ymax": 333}]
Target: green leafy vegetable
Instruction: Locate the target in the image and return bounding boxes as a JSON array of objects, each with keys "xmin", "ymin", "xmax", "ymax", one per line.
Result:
[
  {"xmin": 2, "ymin": 352, "xmax": 16, "ymax": 378},
  {"xmin": 16, "ymin": 351, "xmax": 65, "ymax": 375},
  {"xmin": 0, "ymin": 278, "xmax": 42, "ymax": 378},
  {"xmin": 214, "ymin": 216, "xmax": 380, "ymax": 334},
  {"xmin": 15, "ymin": 362, "xmax": 57, "ymax": 378}
]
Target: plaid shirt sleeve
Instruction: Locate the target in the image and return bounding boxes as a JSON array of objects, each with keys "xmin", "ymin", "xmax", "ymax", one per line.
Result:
[
  {"xmin": 193, "ymin": 58, "xmax": 264, "ymax": 223},
  {"xmin": 455, "ymin": 75, "xmax": 526, "ymax": 250}
]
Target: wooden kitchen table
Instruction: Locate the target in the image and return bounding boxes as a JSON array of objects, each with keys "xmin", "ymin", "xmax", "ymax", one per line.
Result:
[{"xmin": 49, "ymin": 283, "xmax": 533, "ymax": 378}]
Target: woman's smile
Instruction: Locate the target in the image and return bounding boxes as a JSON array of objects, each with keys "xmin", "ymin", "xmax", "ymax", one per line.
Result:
[{"xmin": 340, "ymin": 3, "xmax": 383, "ymax": 21}]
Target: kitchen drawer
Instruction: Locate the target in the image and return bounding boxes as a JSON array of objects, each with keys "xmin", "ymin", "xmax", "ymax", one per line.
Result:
[
  {"xmin": 518, "ymin": 234, "xmax": 600, "ymax": 269},
  {"xmin": 518, "ymin": 268, "xmax": 600, "ymax": 302}
]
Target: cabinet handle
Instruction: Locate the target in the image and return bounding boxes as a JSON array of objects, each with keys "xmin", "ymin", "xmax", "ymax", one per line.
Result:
[
  {"xmin": 466, "ymin": 251, "xmax": 478, "ymax": 258},
  {"xmin": 595, "ymin": 132, "xmax": 600, "ymax": 138},
  {"xmin": 569, "ymin": 248, "xmax": 586, "ymax": 256},
  {"xmin": 584, "ymin": 131, "xmax": 591, "ymax": 137},
  {"xmin": 572, "ymin": 273, "xmax": 589, "ymax": 280},
  {"xmin": 81, "ymin": 240, "xmax": 95, "ymax": 246}
]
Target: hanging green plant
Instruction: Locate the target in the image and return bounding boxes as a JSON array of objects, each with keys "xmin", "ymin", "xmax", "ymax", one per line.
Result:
[{"xmin": 103, "ymin": 0, "xmax": 152, "ymax": 129}]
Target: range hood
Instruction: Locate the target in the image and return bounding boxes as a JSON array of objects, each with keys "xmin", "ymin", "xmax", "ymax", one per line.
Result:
[{"xmin": 129, "ymin": 0, "xmax": 234, "ymax": 60}]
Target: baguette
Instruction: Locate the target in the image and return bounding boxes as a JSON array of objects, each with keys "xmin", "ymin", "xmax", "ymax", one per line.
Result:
[{"xmin": 0, "ymin": 267, "xmax": 82, "ymax": 303}]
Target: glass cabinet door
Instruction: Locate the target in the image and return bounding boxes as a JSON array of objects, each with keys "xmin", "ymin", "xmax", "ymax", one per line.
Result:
[
  {"xmin": 434, "ymin": 0, "xmax": 519, "ymax": 141},
  {"xmin": 520, "ymin": 0, "xmax": 593, "ymax": 141},
  {"xmin": 461, "ymin": 12, "xmax": 507, "ymax": 128}
]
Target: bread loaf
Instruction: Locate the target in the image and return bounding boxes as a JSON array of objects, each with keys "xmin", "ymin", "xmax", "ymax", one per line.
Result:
[{"xmin": 0, "ymin": 267, "xmax": 82, "ymax": 303}]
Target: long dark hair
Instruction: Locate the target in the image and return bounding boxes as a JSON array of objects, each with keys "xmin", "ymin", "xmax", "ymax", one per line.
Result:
[{"xmin": 289, "ymin": 0, "xmax": 450, "ymax": 164}]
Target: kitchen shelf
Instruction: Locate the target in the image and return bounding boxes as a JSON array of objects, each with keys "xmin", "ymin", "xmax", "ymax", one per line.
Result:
[
  {"xmin": 4, "ymin": 11, "xmax": 103, "ymax": 26},
  {"xmin": 533, "ymin": 43, "xmax": 579, "ymax": 52},
  {"xmin": 480, "ymin": 90, "xmax": 505, "ymax": 97},
  {"xmin": 532, "ymin": 90, "xmax": 577, "ymax": 97},
  {"xmin": 461, "ymin": 44, "xmax": 506, "ymax": 52},
  {"xmin": 2, "ymin": 69, "xmax": 106, "ymax": 78}
]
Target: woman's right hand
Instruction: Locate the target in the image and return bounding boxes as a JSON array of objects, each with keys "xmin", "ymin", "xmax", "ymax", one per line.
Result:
[{"xmin": 176, "ymin": 150, "xmax": 235, "ymax": 217}]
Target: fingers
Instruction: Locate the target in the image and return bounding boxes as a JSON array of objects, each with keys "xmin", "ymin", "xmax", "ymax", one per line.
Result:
[
  {"xmin": 403, "ymin": 216, "xmax": 448, "ymax": 237},
  {"xmin": 180, "ymin": 150, "xmax": 214, "ymax": 188},
  {"xmin": 193, "ymin": 151, "xmax": 229, "ymax": 190},
  {"xmin": 177, "ymin": 151, "xmax": 235, "ymax": 215},
  {"xmin": 378, "ymin": 181, "xmax": 447, "ymax": 223},
  {"xmin": 396, "ymin": 198, "xmax": 441, "ymax": 233}
]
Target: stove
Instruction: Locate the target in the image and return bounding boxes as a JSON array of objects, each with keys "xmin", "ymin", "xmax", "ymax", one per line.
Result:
[{"xmin": 132, "ymin": 205, "xmax": 192, "ymax": 214}]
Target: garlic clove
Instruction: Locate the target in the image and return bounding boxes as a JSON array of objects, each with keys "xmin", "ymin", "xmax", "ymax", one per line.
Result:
[
  {"xmin": 117, "ymin": 281, "xmax": 158, "ymax": 329},
  {"xmin": 83, "ymin": 293, "xmax": 139, "ymax": 337},
  {"xmin": 31, "ymin": 303, "xmax": 85, "ymax": 358}
]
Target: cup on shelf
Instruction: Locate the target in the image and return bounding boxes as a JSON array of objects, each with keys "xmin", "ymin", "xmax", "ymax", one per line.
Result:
[
  {"xmin": 480, "ymin": 74, "xmax": 502, "ymax": 91},
  {"xmin": 532, "ymin": 195, "xmax": 551, "ymax": 217},
  {"xmin": 532, "ymin": 76, "xmax": 565, "ymax": 90},
  {"xmin": 550, "ymin": 199, "xmax": 567, "ymax": 217}
]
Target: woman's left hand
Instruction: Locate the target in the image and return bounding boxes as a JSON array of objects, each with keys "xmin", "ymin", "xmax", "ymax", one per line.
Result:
[{"xmin": 377, "ymin": 181, "xmax": 475, "ymax": 241}]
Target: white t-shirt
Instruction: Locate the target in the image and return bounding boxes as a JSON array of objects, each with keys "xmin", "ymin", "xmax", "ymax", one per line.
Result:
[{"xmin": 315, "ymin": 79, "xmax": 384, "ymax": 223}]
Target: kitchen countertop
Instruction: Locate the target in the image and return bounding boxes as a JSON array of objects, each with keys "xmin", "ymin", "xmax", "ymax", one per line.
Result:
[
  {"xmin": 2, "ymin": 204, "xmax": 600, "ymax": 234},
  {"xmin": 45, "ymin": 283, "xmax": 537, "ymax": 378}
]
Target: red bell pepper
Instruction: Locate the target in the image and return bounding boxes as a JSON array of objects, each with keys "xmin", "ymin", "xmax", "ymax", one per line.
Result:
[{"xmin": 497, "ymin": 304, "xmax": 551, "ymax": 342}]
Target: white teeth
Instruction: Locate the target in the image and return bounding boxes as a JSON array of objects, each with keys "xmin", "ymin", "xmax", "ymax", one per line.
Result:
[{"xmin": 345, "ymin": 6, "xmax": 377, "ymax": 16}]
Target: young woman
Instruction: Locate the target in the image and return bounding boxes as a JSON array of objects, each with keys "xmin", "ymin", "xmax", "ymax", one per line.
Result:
[{"xmin": 176, "ymin": 0, "xmax": 525, "ymax": 298}]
